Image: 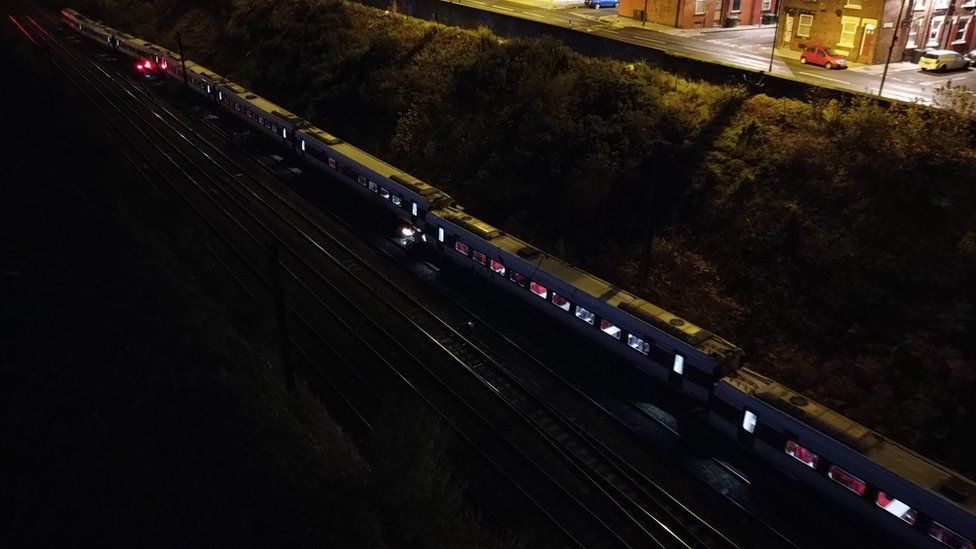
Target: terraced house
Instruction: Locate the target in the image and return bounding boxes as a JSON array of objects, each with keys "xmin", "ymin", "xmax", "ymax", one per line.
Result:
[
  {"xmin": 776, "ymin": 0, "xmax": 975, "ymax": 63},
  {"xmin": 620, "ymin": 0, "xmax": 778, "ymax": 28}
]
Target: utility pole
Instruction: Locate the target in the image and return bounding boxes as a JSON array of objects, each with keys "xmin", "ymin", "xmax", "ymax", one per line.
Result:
[
  {"xmin": 940, "ymin": 0, "xmax": 957, "ymax": 50},
  {"xmin": 879, "ymin": 0, "xmax": 907, "ymax": 97},
  {"xmin": 768, "ymin": 0, "xmax": 784, "ymax": 72},
  {"xmin": 176, "ymin": 30, "xmax": 188, "ymax": 87},
  {"xmin": 268, "ymin": 244, "xmax": 296, "ymax": 393}
]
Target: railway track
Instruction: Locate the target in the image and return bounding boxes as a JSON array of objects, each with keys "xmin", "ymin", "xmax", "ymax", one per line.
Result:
[{"xmin": 20, "ymin": 11, "xmax": 745, "ymax": 547}]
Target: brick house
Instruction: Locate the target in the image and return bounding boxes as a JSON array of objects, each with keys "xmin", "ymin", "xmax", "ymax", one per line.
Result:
[
  {"xmin": 901, "ymin": 0, "xmax": 976, "ymax": 60},
  {"xmin": 775, "ymin": 0, "xmax": 975, "ymax": 63},
  {"xmin": 620, "ymin": 0, "xmax": 778, "ymax": 28}
]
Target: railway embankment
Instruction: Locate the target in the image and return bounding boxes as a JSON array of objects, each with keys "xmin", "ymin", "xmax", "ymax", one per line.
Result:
[
  {"xmin": 75, "ymin": 0, "xmax": 976, "ymax": 476},
  {"xmin": 1, "ymin": 22, "xmax": 506, "ymax": 547}
]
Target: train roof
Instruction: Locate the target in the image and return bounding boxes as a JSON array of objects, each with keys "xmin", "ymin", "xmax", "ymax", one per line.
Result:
[
  {"xmin": 437, "ymin": 207, "xmax": 738, "ymax": 357},
  {"xmin": 728, "ymin": 368, "xmax": 976, "ymax": 514}
]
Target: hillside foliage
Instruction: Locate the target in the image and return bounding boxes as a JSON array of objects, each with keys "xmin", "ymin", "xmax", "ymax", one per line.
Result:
[{"xmin": 82, "ymin": 0, "xmax": 976, "ymax": 475}]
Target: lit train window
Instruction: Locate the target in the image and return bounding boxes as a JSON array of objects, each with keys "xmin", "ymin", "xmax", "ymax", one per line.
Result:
[
  {"xmin": 455, "ymin": 241, "xmax": 470, "ymax": 256},
  {"xmin": 741, "ymin": 409, "xmax": 757, "ymax": 433},
  {"xmin": 551, "ymin": 293, "xmax": 571, "ymax": 312},
  {"xmin": 673, "ymin": 353, "xmax": 685, "ymax": 375},
  {"xmin": 359, "ymin": 175, "xmax": 368, "ymax": 186},
  {"xmin": 575, "ymin": 306, "xmax": 595, "ymax": 325},
  {"xmin": 411, "ymin": 202, "xmax": 419, "ymax": 216},
  {"xmin": 472, "ymin": 250, "xmax": 487, "ymax": 265},
  {"xmin": 529, "ymin": 281, "xmax": 547, "ymax": 299},
  {"xmin": 391, "ymin": 194, "xmax": 402, "ymax": 207},
  {"xmin": 368, "ymin": 181, "xmax": 378, "ymax": 192},
  {"xmin": 876, "ymin": 492, "xmax": 917, "ymax": 525},
  {"xmin": 785, "ymin": 440, "xmax": 819, "ymax": 469},
  {"xmin": 328, "ymin": 158, "xmax": 336, "ymax": 169},
  {"xmin": 438, "ymin": 227, "xmax": 445, "ymax": 243},
  {"xmin": 627, "ymin": 334, "xmax": 650, "ymax": 355},
  {"xmin": 928, "ymin": 522, "xmax": 974, "ymax": 549},
  {"xmin": 509, "ymin": 270, "xmax": 528, "ymax": 288},
  {"xmin": 600, "ymin": 320, "xmax": 621, "ymax": 339},
  {"xmin": 379, "ymin": 188, "xmax": 391, "ymax": 200},
  {"xmin": 827, "ymin": 465, "xmax": 866, "ymax": 495},
  {"xmin": 490, "ymin": 259, "xmax": 505, "ymax": 276},
  {"xmin": 301, "ymin": 140, "xmax": 306, "ymax": 152}
]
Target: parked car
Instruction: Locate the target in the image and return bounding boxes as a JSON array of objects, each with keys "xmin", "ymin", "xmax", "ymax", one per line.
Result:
[
  {"xmin": 919, "ymin": 50, "xmax": 971, "ymax": 72},
  {"xmin": 962, "ymin": 48, "xmax": 976, "ymax": 61},
  {"xmin": 798, "ymin": 45, "xmax": 847, "ymax": 69},
  {"xmin": 584, "ymin": 0, "xmax": 618, "ymax": 8}
]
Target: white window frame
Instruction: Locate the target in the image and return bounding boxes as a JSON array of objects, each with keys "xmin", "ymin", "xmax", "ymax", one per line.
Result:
[
  {"xmin": 928, "ymin": 16, "xmax": 945, "ymax": 46},
  {"xmin": 935, "ymin": 0, "xmax": 949, "ymax": 9},
  {"xmin": 695, "ymin": 0, "xmax": 706, "ymax": 15},
  {"xmin": 954, "ymin": 16, "xmax": 970, "ymax": 42},
  {"xmin": 762, "ymin": 0, "xmax": 771, "ymax": 11},
  {"xmin": 731, "ymin": 0, "xmax": 742, "ymax": 12},
  {"xmin": 915, "ymin": 0, "xmax": 926, "ymax": 10},
  {"xmin": 797, "ymin": 14, "xmax": 814, "ymax": 38},
  {"xmin": 907, "ymin": 17, "xmax": 922, "ymax": 46},
  {"xmin": 844, "ymin": 0, "xmax": 862, "ymax": 8},
  {"xmin": 838, "ymin": 16, "xmax": 860, "ymax": 47}
]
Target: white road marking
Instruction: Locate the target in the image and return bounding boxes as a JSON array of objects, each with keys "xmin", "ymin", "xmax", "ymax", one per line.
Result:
[{"xmin": 797, "ymin": 70, "xmax": 848, "ymax": 84}]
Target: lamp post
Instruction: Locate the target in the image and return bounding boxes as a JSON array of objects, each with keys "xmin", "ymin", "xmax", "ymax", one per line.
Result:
[
  {"xmin": 768, "ymin": 0, "xmax": 784, "ymax": 72},
  {"xmin": 879, "ymin": 0, "xmax": 907, "ymax": 97}
]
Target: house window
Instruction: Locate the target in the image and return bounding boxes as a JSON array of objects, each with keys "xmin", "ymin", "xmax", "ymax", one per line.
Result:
[
  {"xmin": 929, "ymin": 16, "xmax": 945, "ymax": 46},
  {"xmin": 731, "ymin": 0, "xmax": 741, "ymax": 12},
  {"xmin": 695, "ymin": 0, "xmax": 706, "ymax": 15},
  {"xmin": 915, "ymin": 0, "xmax": 926, "ymax": 10},
  {"xmin": 797, "ymin": 14, "xmax": 814, "ymax": 38},
  {"xmin": 838, "ymin": 16, "xmax": 860, "ymax": 47},
  {"xmin": 935, "ymin": 0, "xmax": 949, "ymax": 9},
  {"xmin": 907, "ymin": 17, "xmax": 922, "ymax": 47},
  {"xmin": 762, "ymin": 0, "xmax": 771, "ymax": 10},
  {"xmin": 955, "ymin": 16, "xmax": 970, "ymax": 42}
]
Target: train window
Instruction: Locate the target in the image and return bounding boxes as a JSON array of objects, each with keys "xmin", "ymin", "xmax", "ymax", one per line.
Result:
[
  {"xmin": 600, "ymin": 320, "xmax": 622, "ymax": 339},
  {"xmin": 673, "ymin": 353, "xmax": 685, "ymax": 375},
  {"xmin": 472, "ymin": 250, "xmax": 487, "ymax": 265},
  {"xmin": 741, "ymin": 410, "xmax": 758, "ymax": 433},
  {"xmin": 627, "ymin": 334, "xmax": 650, "ymax": 355},
  {"xmin": 876, "ymin": 492, "xmax": 917, "ymax": 525},
  {"xmin": 438, "ymin": 227, "xmax": 445, "ymax": 243},
  {"xmin": 234, "ymin": 102, "xmax": 241, "ymax": 112},
  {"xmin": 510, "ymin": 270, "xmax": 528, "ymax": 288},
  {"xmin": 575, "ymin": 306, "xmax": 595, "ymax": 325},
  {"xmin": 928, "ymin": 522, "xmax": 974, "ymax": 549},
  {"xmin": 359, "ymin": 175, "xmax": 368, "ymax": 186},
  {"xmin": 529, "ymin": 281, "xmax": 547, "ymax": 299},
  {"xmin": 552, "ymin": 293, "xmax": 571, "ymax": 312},
  {"xmin": 411, "ymin": 202, "xmax": 419, "ymax": 216},
  {"xmin": 490, "ymin": 259, "xmax": 505, "ymax": 276},
  {"xmin": 326, "ymin": 158, "xmax": 336, "ymax": 169},
  {"xmin": 282, "ymin": 128, "xmax": 287, "ymax": 139},
  {"xmin": 368, "ymin": 181, "xmax": 378, "ymax": 192},
  {"xmin": 379, "ymin": 188, "xmax": 391, "ymax": 200},
  {"xmin": 391, "ymin": 194, "xmax": 402, "ymax": 207},
  {"xmin": 455, "ymin": 241, "xmax": 470, "ymax": 256},
  {"xmin": 785, "ymin": 441, "xmax": 819, "ymax": 469},
  {"xmin": 208, "ymin": 84, "xmax": 212, "ymax": 94},
  {"xmin": 246, "ymin": 110, "xmax": 253, "ymax": 119},
  {"xmin": 301, "ymin": 140, "xmax": 306, "ymax": 152},
  {"xmin": 827, "ymin": 465, "xmax": 866, "ymax": 496}
]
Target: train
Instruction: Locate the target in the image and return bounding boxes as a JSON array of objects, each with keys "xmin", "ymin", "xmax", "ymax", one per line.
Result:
[{"xmin": 60, "ymin": 8, "xmax": 976, "ymax": 547}]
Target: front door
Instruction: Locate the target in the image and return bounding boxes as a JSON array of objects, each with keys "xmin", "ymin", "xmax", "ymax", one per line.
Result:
[{"xmin": 859, "ymin": 20, "xmax": 877, "ymax": 63}]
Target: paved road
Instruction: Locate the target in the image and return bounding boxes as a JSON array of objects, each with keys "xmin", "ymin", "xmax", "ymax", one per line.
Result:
[{"xmin": 448, "ymin": 0, "xmax": 976, "ymax": 104}]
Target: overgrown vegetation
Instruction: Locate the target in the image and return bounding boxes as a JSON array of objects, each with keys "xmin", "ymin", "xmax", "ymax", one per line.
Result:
[{"xmin": 81, "ymin": 0, "xmax": 976, "ymax": 475}]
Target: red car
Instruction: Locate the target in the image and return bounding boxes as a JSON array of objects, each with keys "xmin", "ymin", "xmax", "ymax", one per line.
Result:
[{"xmin": 799, "ymin": 44, "xmax": 847, "ymax": 69}]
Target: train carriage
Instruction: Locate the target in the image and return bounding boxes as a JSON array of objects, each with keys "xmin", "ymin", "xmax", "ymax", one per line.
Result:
[{"xmin": 712, "ymin": 369, "xmax": 975, "ymax": 549}]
